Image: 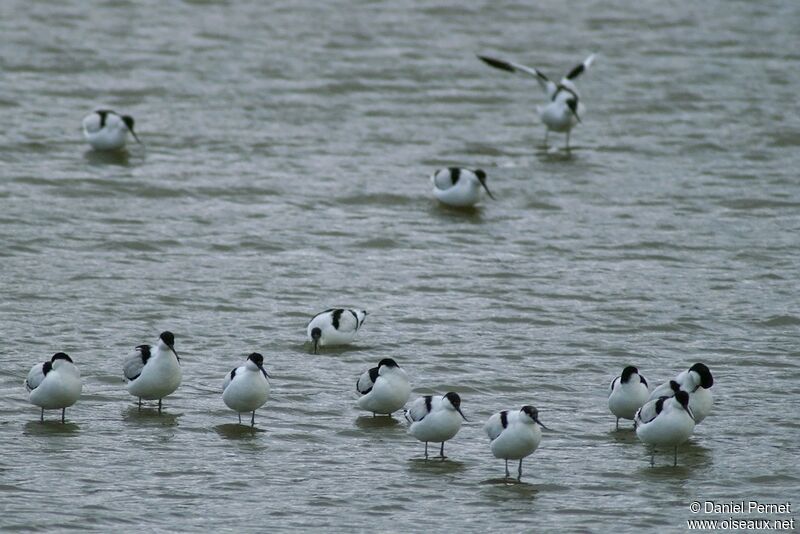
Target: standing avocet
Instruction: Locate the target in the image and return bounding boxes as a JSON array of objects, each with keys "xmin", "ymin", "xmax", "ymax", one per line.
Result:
[
  {"xmin": 608, "ymin": 366, "xmax": 649, "ymax": 429},
  {"xmin": 306, "ymin": 308, "xmax": 367, "ymax": 354},
  {"xmin": 356, "ymin": 358, "xmax": 411, "ymax": 416},
  {"xmin": 484, "ymin": 405, "xmax": 548, "ymax": 480},
  {"xmin": 431, "ymin": 168, "xmax": 495, "ymax": 207},
  {"xmin": 82, "ymin": 109, "xmax": 141, "ymax": 151},
  {"xmin": 635, "ymin": 390, "xmax": 696, "ymax": 466},
  {"xmin": 404, "ymin": 392, "xmax": 466, "ymax": 459},
  {"xmin": 649, "ymin": 363, "xmax": 714, "ymax": 423},
  {"xmin": 223, "ymin": 352, "xmax": 271, "ymax": 426},
  {"xmin": 25, "ymin": 352, "xmax": 82, "ymax": 423},
  {"xmin": 478, "ymin": 53, "xmax": 596, "ymax": 148},
  {"xmin": 123, "ymin": 331, "xmax": 181, "ymax": 412}
]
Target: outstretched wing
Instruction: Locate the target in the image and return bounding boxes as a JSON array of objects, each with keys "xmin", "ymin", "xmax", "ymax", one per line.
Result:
[
  {"xmin": 478, "ymin": 55, "xmax": 557, "ymax": 98},
  {"xmin": 404, "ymin": 395, "xmax": 433, "ymax": 423},
  {"xmin": 356, "ymin": 366, "xmax": 379, "ymax": 395},
  {"xmin": 123, "ymin": 345, "xmax": 150, "ymax": 381},
  {"xmin": 564, "ymin": 54, "xmax": 596, "ymax": 81},
  {"xmin": 25, "ymin": 362, "xmax": 49, "ymax": 392}
]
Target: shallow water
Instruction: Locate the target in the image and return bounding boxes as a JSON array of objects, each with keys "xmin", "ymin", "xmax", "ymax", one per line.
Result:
[{"xmin": 1, "ymin": 0, "xmax": 799, "ymax": 532}]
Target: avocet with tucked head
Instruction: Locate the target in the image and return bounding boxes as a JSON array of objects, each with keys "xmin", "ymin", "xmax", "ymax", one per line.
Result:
[
  {"xmin": 478, "ymin": 53, "xmax": 596, "ymax": 148},
  {"xmin": 223, "ymin": 352, "xmax": 270, "ymax": 426},
  {"xmin": 404, "ymin": 392, "xmax": 466, "ymax": 459},
  {"xmin": 123, "ymin": 331, "xmax": 181, "ymax": 412},
  {"xmin": 635, "ymin": 390, "xmax": 695, "ymax": 466},
  {"xmin": 82, "ymin": 109, "xmax": 141, "ymax": 151},
  {"xmin": 306, "ymin": 308, "xmax": 367, "ymax": 354},
  {"xmin": 649, "ymin": 363, "xmax": 714, "ymax": 423},
  {"xmin": 484, "ymin": 405, "xmax": 548, "ymax": 480},
  {"xmin": 356, "ymin": 358, "xmax": 411, "ymax": 416},
  {"xmin": 608, "ymin": 366, "xmax": 650, "ymax": 429},
  {"xmin": 25, "ymin": 353, "xmax": 82, "ymax": 423},
  {"xmin": 431, "ymin": 168, "xmax": 495, "ymax": 207}
]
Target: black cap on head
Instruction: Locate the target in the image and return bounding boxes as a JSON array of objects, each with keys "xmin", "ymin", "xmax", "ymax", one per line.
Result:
[
  {"xmin": 51, "ymin": 352, "xmax": 73, "ymax": 363},
  {"xmin": 160, "ymin": 331, "xmax": 175, "ymax": 347},
  {"xmin": 521, "ymin": 404, "xmax": 548, "ymax": 429},
  {"xmin": 474, "ymin": 169, "xmax": 486, "ymax": 180},
  {"xmin": 690, "ymin": 363, "xmax": 713, "ymax": 388},
  {"xmin": 378, "ymin": 358, "xmax": 398, "ymax": 369},
  {"xmin": 248, "ymin": 352, "xmax": 264, "ymax": 366},
  {"xmin": 444, "ymin": 392, "xmax": 461, "ymax": 408},
  {"xmin": 621, "ymin": 366, "xmax": 638, "ymax": 382},
  {"xmin": 311, "ymin": 327, "xmax": 322, "ymax": 340}
]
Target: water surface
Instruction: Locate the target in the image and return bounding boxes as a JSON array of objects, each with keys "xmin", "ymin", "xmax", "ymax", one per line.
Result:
[{"xmin": 1, "ymin": 0, "xmax": 799, "ymax": 532}]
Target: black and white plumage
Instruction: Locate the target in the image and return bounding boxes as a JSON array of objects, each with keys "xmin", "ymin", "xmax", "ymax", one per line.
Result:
[
  {"xmin": 123, "ymin": 331, "xmax": 181, "ymax": 412},
  {"xmin": 25, "ymin": 352, "xmax": 82, "ymax": 423},
  {"xmin": 608, "ymin": 366, "xmax": 650, "ymax": 429},
  {"xmin": 478, "ymin": 53, "xmax": 596, "ymax": 148},
  {"xmin": 306, "ymin": 308, "xmax": 367, "ymax": 354},
  {"xmin": 648, "ymin": 363, "xmax": 714, "ymax": 424},
  {"xmin": 82, "ymin": 109, "xmax": 141, "ymax": 150},
  {"xmin": 484, "ymin": 405, "xmax": 548, "ymax": 480},
  {"xmin": 431, "ymin": 168, "xmax": 495, "ymax": 207},
  {"xmin": 635, "ymin": 390, "xmax": 696, "ymax": 466},
  {"xmin": 356, "ymin": 358, "xmax": 411, "ymax": 416},
  {"xmin": 404, "ymin": 392, "xmax": 466, "ymax": 459},
  {"xmin": 222, "ymin": 352, "xmax": 271, "ymax": 426}
]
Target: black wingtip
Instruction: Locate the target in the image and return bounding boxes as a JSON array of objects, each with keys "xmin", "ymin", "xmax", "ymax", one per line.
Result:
[
  {"xmin": 566, "ymin": 63, "xmax": 585, "ymax": 80},
  {"xmin": 478, "ymin": 55, "xmax": 515, "ymax": 73}
]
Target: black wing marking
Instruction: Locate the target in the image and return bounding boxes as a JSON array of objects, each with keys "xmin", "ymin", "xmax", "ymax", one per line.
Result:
[
  {"xmin": 565, "ymin": 54, "xmax": 595, "ymax": 80},
  {"xmin": 610, "ymin": 376, "xmax": 620, "ymax": 393},
  {"xmin": 25, "ymin": 362, "xmax": 51, "ymax": 391},
  {"xmin": 566, "ymin": 63, "xmax": 585, "ymax": 80},
  {"xmin": 356, "ymin": 366, "xmax": 380, "ymax": 395},
  {"xmin": 123, "ymin": 344, "xmax": 151, "ymax": 381},
  {"xmin": 448, "ymin": 167, "xmax": 461, "ymax": 186},
  {"xmin": 348, "ymin": 309, "xmax": 360, "ymax": 330},
  {"xmin": 331, "ymin": 309, "xmax": 344, "ymax": 329}
]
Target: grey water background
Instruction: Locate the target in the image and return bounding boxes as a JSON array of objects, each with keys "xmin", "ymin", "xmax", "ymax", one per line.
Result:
[{"xmin": 1, "ymin": 0, "xmax": 799, "ymax": 531}]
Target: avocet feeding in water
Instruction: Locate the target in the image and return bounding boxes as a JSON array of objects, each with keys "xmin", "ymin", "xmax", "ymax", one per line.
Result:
[
  {"xmin": 123, "ymin": 331, "xmax": 181, "ymax": 412},
  {"xmin": 356, "ymin": 358, "xmax": 411, "ymax": 416},
  {"xmin": 82, "ymin": 109, "xmax": 141, "ymax": 151},
  {"xmin": 484, "ymin": 405, "xmax": 548, "ymax": 480},
  {"xmin": 635, "ymin": 390, "xmax": 695, "ymax": 466},
  {"xmin": 478, "ymin": 53, "xmax": 596, "ymax": 149},
  {"xmin": 649, "ymin": 363, "xmax": 714, "ymax": 423},
  {"xmin": 306, "ymin": 308, "xmax": 367, "ymax": 354},
  {"xmin": 223, "ymin": 352, "xmax": 271, "ymax": 426},
  {"xmin": 25, "ymin": 352, "xmax": 82, "ymax": 422},
  {"xmin": 608, "ymin": 366, "xmax": 650, "ymax": 429},
  {"xmin": 431, "ymin": 168, "xmax": 495, "ymax": 207},
  {"xmin": 404, "ymin": 392, "xmax": 466, "ymax": 459}
]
